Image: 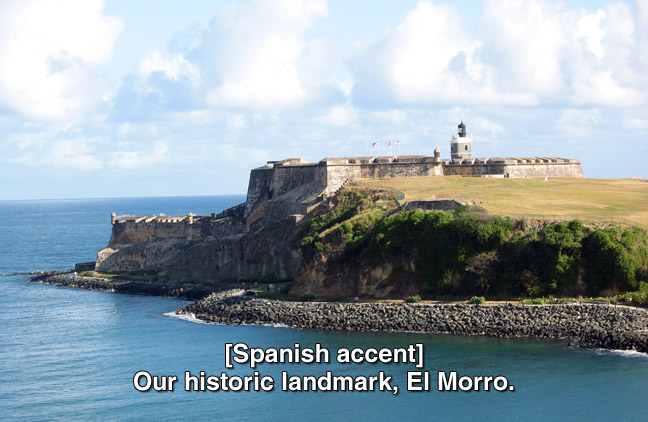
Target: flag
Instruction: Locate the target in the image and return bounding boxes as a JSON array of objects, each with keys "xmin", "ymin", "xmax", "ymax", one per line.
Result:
[
  {"xmin": 395, "ymin": 140, "xmax": 400, "ymax": 145},
  {"xmin": 372, "ymin": 141, "xmax": 378, "ymax": 147},
  {"xmin": 385, "ymin": 141, "xmax": 391, "ymax": 147}
]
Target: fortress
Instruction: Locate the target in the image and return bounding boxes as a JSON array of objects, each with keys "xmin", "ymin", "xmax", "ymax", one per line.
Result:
[
  {"xmin": 242, "ymin": 121, "xmax": 582, "ymax": 225},
  {"xmin": 96, "ymin": 122, "xmax": 584, "ymax": 281}
]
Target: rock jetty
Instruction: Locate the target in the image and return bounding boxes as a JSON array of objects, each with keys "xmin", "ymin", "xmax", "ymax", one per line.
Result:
[
  {"xmin": 30, "ymin": 274, "xmax": 648, "ymax": 353},
  {"xmin": 181, "ymin": 293, "xmax": 648, "ymax": 353},
  {"xmin": 29, "ymin": 273, "xmax": 240, "ymax": 301}
]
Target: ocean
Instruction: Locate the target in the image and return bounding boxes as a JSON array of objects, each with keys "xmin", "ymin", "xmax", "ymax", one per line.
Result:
[{"xmin": 0, "ymin": 196, "xmax": 647, "ymax": 421}]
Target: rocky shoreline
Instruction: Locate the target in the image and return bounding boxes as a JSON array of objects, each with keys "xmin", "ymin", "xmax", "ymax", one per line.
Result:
[
  {"xmin": 29, "ymin": 273, "xmax": 648, "ymax": 353},
  {"xmin": 181, "ymin": 292, "xmax": 648, "ymax": 353},
  {"xmin": 28, "ymin": 273, "xmax": 239, "ymax": 301}
]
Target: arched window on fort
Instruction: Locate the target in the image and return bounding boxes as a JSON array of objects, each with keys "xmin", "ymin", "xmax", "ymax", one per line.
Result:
[{"xmin": 464, "ymin": 145, "xmax": 468, "ymax": 151}]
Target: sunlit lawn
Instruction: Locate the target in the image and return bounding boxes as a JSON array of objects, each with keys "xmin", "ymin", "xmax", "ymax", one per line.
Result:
[{"xmin": 365, "ymin": 176, "xmax": 648, "ymax": 227}]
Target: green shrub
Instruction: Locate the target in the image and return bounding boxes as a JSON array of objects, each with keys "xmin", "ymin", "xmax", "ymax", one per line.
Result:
[
  {"xmin": 493, "ymin": 220, "xmax": 588, "ymax": 297},
  {"xmin": 469, "ymin": 296, "xmax": 485, "ymax": 304},
  {"xmin": 404, "ymin": 295, "xmax": 421, "ymax": 303},
  {"xmin": 523, "ymin": 297, "xmax": 547, "ymax": 305},
  {"xmin": 582, "ymin": 227, "xmax": 648, "ymax": 295},
  {"xmin": 301, "ymin": 188, "xmax": 648, "ymax": 301},
  {"xmin": 78, "ymin": 271, "xmax": 94, "ymax": 277},
  {"xmin": 304, "ymin": 190, "xmax": 369, "ymax": 233},
  {"xmin": 366, "ymin": 209, "xmax": 513, "ymax": 295},
  {"xmin": 614, "ymin": 282, "xmax": 648, "ymax": 305}
]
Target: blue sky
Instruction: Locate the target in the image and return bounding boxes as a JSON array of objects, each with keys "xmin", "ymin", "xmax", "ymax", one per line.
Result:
[{"xmin": 1, "ymin": 0, "xmax": 646, "ymax": 200}]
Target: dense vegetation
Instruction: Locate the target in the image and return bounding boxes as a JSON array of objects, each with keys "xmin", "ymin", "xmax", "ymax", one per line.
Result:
[{"xmin": 299, "ymin": 189, "xmax": 648, "ymax": 304}]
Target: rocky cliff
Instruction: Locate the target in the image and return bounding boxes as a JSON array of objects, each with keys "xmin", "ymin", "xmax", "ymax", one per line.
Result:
[
  {"xmin": 96, "ymin": 215, "xmax": 302, "ymax": 284},
  {"xmin": 93, "ymin": 181, "xmax": 406, "ymax": 294}
]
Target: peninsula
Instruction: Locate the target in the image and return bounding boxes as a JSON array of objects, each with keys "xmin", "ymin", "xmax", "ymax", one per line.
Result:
[{"xmin": 31, "ymin": 122, "xmax": 648, "ymax": 353}]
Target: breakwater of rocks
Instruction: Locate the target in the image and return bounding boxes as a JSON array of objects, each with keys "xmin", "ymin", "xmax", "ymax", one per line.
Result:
[
  {"xmin": 180, "ymin": 293, "xmax": 648, "ymax": 353},
  {"xmin": 28, "ymin": 274, "xmax": 648, "ymax": 353},
  {"xmin": 29, "ymin": 273, "xmax": 241, "ymax": 301}
]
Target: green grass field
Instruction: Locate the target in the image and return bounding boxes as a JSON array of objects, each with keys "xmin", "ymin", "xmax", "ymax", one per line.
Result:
[{"xmin": 365, "ymin": 177, "xmax": 648, "ymax": 227}]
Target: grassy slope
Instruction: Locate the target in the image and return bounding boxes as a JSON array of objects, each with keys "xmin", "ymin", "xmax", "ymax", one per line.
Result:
[{"xmin": 365, "ymin": 177, "xmax": 648, "ymax": 227}]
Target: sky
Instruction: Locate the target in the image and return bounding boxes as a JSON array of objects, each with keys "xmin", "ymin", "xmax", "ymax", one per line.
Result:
[{"xmin": 1, "ymin": 0, "xmax": 647, "ymax": 200}]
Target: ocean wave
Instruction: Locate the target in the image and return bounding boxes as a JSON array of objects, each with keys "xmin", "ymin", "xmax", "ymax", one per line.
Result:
[
  {"xmin": 592, "ymin": 348, "xmax": 648, "ymax": 359},
  {"xmin": 260, "ymin": 322, "xmax": 294, "ymax": 330},
  {"xmin": 164, "ymin": 311, "xmax": 295, "ymax": 330},
  {"xmin": 163, "ymin": 311, "xmax": 215, "ymax": 325}
]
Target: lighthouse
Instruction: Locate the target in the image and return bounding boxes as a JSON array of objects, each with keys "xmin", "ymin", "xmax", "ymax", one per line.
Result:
[{"xmin": 450, "ymin": 121, "xmax": 472, "ymax": 162}]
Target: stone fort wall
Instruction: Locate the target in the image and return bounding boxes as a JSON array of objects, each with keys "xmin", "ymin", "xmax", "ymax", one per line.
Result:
[
  {"xmin": 243, "ymin": 155, "xmax": 444, "ymax": 219},
  {"xmin": 442, "ymin": 157, "xmax": 583, "ymax": 178},
  {"xmin": 108, "ymin": 213, "xmax": 245, "ymax": 245},
  {"xmin": 241, "ymin": 155, "xmax": 582, "ymax": 221},
  {"xmin": 106, "ymin": 155, "xmax": 583, "ymax": 245}
]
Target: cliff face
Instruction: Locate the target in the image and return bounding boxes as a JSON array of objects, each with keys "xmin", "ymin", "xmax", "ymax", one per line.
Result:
[
  {"xmin": 288, "ymin": 187, "xmax": 416, "ymax": 298},
  {"xmin": 291, "ymin": 250, "xmax": 421, "ymax": 298},
  {"xmin": 94, "ymin": 180, "xmax": 407, "ymax": 297},
  {"xmin": 96, "ymin": 183, "xmax": 310, "ymax": 286},
  {"xmin": 96, "ymin": 219, "xmax": 302, "ymax": 284},
  {"xmin": 95, "ymin": 164, "xmax": 327, "ymax": 283}
]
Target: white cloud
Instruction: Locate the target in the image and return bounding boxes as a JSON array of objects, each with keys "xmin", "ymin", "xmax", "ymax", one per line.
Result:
[
  {"xmin": 387, "ymin": 2, "xmax": 485, "ymax": 102},
  {"xmin": 368, "ymin": 110, "xmax": 408, "ymax": 124},
  {"xmin": 202, "ymin": 0, "xmax": 329, "ymax": 109},
  {"xmin": 555, "ymin": 108, "xmax": 601, "ymax": 137},
  {"xmin": 312, "ymin": 102, "xmax": 358, "ymax": 126},
  {"xmin": 11, "ymin": 137, "xmax": 104, "ymax": 171},
  {"xmin": 0, "ymin": 0, "xmax": 122, "ymax": 120},
  {"xmin": 226, "ymin": 114, "xmax": 247, "ymax": 131},
  {"xmin": 480, "ymin": 0, "xmax": 644, "ymax": 106},
  {"xmin": 471, "ymin": 116, "xmax": 506, "ymax": 139},
  {"xmin": 481, "ymin": 0, "xmax": 568, "ymax": 96},
  {"xmin": 352, "ymin": 1, "xmax": 534, "ymax": 106},
  {"xmin": 216, "ymin": 144, "xmax": 269, "ymax": 168},
  {"xmin": 622, "ymin": 110, "xmax": 648, "ymax": 130},
  {"xmin": 48, "ymin": 139, "xmax": 103, "ymax": 171},
  {"xmin": 112, "ymin": 0, "xmax": 344, "ymax": 117},
  {"xmin": 352, "ymin": 0, "xmax": 647, "ymax": 108},
  {"xmin": 137, "ymin": 50, "xmax": 201, "ymax": 85},
  {"xmin": 109, "ymin": 141, "xmax": 169, "ymax": 170}
]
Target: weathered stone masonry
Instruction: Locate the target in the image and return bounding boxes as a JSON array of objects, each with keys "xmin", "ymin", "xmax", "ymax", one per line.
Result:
[{"xmin": 95, "ymin": 151, "xmax": 583, "ymax": 281}]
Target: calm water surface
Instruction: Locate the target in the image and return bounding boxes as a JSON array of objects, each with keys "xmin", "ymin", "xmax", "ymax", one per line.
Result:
[{"xmin": 0, "ymin": 197, "xmax": 646, "ymax": 421}]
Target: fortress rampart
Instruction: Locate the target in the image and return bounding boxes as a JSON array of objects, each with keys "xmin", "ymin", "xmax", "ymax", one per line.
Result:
[
  {"xmin": 243, "ymin": 155, "xmax": 444, "ymax": 223},
  {"xmin": 95, "ymin": 120, "xmax": 585, "ymax": 282},
  {"xmin": 108, "ymin": 212, "xmax": 245, "ymax": 246},
  {"xmin": 442, "ymin": 157, "xmax": 583, "ymax": 178},
  {"xmin": 106, "ymin": 153, "xmax": 584, "ymax": 247},
  {"xmin": 241, "ymin": 154, "xmax": 582, "ymax": 223}
]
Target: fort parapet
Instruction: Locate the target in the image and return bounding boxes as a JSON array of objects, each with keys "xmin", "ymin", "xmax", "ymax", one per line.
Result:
[
  {"xmin": 442, "ymin": 157, "xmax": 583, "ymax": 178},
  {"xmin": 108, "ymin": 212, "xmax": 245, "ymax": 246},
  {"xmin": 95, "ymin": 121, "xmax": 585, "ymax": 282},
  {"xmin": 242, "ymin": 153, "xmax": 582, "ymax": 225},
  {"xmin": 105, "ymin": 152, "xmax": 584, "ymax": 246}
]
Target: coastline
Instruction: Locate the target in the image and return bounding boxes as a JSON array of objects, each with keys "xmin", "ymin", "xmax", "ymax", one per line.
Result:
[
  {"xmin": 30, "ymin": 273, "xmax": 648, "ymax": 354},
  {"xmin": 28, "ymin": 273, "xmax": 241, "ymax": 301}
]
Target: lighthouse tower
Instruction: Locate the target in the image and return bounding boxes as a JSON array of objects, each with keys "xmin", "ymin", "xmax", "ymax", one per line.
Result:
[{"xmin": 450, "ymin": 121, "xmax": 473, "ymax": 162}]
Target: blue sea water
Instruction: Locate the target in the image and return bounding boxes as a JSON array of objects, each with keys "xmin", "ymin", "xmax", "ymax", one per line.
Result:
[{"xmin": 0, "ymin": 196, "xmax": 647, "ymax": 421}]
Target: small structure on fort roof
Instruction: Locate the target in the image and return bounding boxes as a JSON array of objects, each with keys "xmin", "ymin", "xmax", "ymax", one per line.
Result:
[{"xmin": 450, "ymin": 121, "xmax": 472, "ymax": 162}]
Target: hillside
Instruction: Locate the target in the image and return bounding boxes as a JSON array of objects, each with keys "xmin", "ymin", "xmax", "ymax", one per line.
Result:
[
  {"xmin": 292, "ymin": 187, "xmax": 648, "ymax": 302},
  {"xmin": 364, "ymin": 177, "xmax": 648, "ymax": 227}
]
